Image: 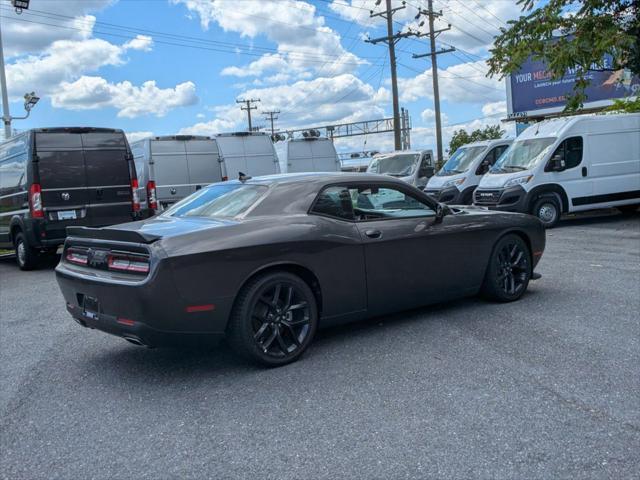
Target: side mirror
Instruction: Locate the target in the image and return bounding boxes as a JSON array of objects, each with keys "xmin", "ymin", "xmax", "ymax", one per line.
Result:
[{"xmin": 435, "ymin": 203, "xmax": 446, "ymax": 223}]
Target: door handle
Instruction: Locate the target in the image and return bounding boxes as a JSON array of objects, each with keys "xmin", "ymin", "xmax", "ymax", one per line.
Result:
[
  {"xmin": 365, "ymin": 229, "xmax": 382, "ymax": 239},
  {"xmin": 95, "ymin": 188, "xmax": 103, "ymax": 198},
  {"xmin": 582, "ymin": 167, "xmax": 588, "ymax": 177}
]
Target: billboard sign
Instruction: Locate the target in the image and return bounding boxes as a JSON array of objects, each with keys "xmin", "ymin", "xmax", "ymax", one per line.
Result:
[{"xmin": 507, "ymin": 52, "xmax": 640, "ymax": 117}]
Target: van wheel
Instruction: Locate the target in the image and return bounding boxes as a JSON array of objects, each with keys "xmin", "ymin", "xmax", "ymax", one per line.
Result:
[
  {"xmin": 14, "ymin": 232, "xmax": 39, "ymax": 271},
  {"xmin": 227, "ymin": 272, "xmax": 318, "ymax": 367},
  {"xmin": 532, "ymin": 196, "xmax": 561, "ymax": 228},
  {"xmin": 482, "ymin": 234, "xmax": 531, "ymax": 302}
]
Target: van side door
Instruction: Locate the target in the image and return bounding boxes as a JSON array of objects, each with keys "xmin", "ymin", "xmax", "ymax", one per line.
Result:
[{"xmin": 544, "ymin": 136, "xmax": 592, "ymax": 210}]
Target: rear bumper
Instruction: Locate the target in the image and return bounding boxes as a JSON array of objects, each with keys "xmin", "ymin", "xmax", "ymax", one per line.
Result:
[{"xmin": 55, "ymin": 260, "xmax": 234, "ymax": 346}]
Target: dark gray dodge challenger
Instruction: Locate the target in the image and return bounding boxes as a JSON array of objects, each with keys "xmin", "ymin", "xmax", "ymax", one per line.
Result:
[{"xmin": 56, "ymin": 172, "xmax": 545, "ymax": 366}]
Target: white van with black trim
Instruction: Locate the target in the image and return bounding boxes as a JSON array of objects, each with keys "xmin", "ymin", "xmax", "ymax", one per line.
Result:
[
  {"xmin": 474, "ymin": 113, "xmax": 640, "ymax": 227},
  {"xmin": 424, "ymin": 138, "xmax": 512, "ymax": 204}
]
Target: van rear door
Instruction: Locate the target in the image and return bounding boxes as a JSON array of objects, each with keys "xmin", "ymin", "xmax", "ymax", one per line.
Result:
[
  {"xmin": 37, "ymin": 133, "xmax": 91, "ymax": 224},
  {"xmin": 185, "ymin": 138, "xmax": 222, "ymax": 190},
  {"xmin": 287, "ymin": 141, "xmax": 314, "ymax": 173},
  {"xmin": 36, "ymin": 130, "xmax": 134, "ymax": 230},
  {"xmin": 81, "ymin": 131, "xmax": 134, "ymax": 226},
  {"xmin": 150, "ymin": 139, "xmax": 190, "ymax": 206},
  {"xmin": 243, "ymin": 135, "xmax": 279, "ymax": 176}
]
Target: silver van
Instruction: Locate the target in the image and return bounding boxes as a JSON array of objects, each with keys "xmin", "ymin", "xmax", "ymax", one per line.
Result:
[
  {"xmin": 130, "ymin": 135, "xmax": 223, "ymax": 214},
  {"xmin": 214, "ymin": 132, "xmax": 280, "ymax": 178},
  {"xmin": 278, "ymin": 137, "xmax": 340, "ymax": 173},
  {"xmin": 366, "ymin": 149, "xmax": 435, "ymax": 188}
]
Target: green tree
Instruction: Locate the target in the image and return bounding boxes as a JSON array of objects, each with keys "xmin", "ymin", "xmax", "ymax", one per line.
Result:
[
  {"xmin": 488, "ymin": 0, "xmax": 639, "ymax": 111},
  {"xmin": 448, "ymin": 125, "xmax": 505, "ymax": 156}
]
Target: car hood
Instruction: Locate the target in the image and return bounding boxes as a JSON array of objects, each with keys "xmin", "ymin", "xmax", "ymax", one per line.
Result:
[{"xmin": 427, "ymin": 173, "xmax": 464, "ymax": 188}]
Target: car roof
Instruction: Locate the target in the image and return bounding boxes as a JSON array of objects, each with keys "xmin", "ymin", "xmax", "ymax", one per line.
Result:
[{"xmin": 226, "ymin": 172, "xmax": 404, "ymax": 186}]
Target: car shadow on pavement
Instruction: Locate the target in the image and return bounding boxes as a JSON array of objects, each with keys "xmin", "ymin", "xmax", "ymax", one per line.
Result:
[{"xmin": 85, "ymin": 291, "xmax": 529, "ymax": 383}]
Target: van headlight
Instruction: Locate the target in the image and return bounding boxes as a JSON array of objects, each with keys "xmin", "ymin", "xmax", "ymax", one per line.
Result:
[
  {"xmin": 504, "ymin": 175, "xmax": 533, "ymax": 188},
  {"xmin": 442, "ymin": 177, "xmax": 465, "ymax": 188}
]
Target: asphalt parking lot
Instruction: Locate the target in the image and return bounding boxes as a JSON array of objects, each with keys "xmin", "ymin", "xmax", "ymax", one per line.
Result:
[{"xmin": 1, "ymin": 211, "xmax": 639, "ymax": 479}]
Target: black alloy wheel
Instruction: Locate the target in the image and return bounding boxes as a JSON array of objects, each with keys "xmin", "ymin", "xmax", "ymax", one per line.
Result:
[
  {"xmin": 252, "ymin": 282, "xmax": 312, "ymax": 357},
  {"xmin": 227, "ymin": 272, "xmax": 318, "ymax": 366},
  {"xmin": 482, "ymin": 234, "xmax": 531, "ymax": 302}
]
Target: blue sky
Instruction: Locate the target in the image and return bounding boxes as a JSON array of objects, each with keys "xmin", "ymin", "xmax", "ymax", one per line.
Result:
[{"xmin": 1, "ymin": 0, "xmax": 523, "ymax": 153}]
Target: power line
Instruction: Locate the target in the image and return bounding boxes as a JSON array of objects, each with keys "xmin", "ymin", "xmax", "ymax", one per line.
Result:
[{"xmin": 262, "ymin": 110, "xmax": 280, "ymax": 136}]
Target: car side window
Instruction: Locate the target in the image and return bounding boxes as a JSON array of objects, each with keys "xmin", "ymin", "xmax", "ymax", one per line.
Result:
[
  {"xmin": 548, "ymin": 136, "xmax": 583, "ymax": 170},
  {"xmin": 349, "ymin": 185, "xmax": 435, "ymax": 221},
  {"xmin": 310, "ymin": 186, "xmax": 354, "ymax": 221}
]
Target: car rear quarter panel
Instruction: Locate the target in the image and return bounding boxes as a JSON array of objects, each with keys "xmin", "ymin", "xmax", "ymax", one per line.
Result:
[{"xmin": 161, "ymin": 214, "xmax": 367, "ymax": 326}]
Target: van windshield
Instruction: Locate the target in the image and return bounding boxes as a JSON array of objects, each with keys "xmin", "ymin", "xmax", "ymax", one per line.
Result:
[
  {"xmin": 437, "ymin": 146, "xmax": 486, "ymax": 176},
  {"xmin": 164, "ymin": 184, "xmax": 267, "ymax": 219},
  {"xmin": 491, "ymin": 137, "xmax": 555, "ymax": 173},
  {"xmin": 367, "ymin": 153, "xmax": 420, "ymax": 176}
]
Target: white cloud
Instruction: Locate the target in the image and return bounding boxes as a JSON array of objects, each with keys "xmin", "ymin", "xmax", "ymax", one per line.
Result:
[
  {"xmin": 123, "ymin": 35, "xmax": 154, "ymax": 52},
  {"xmin": 421, "ymin": 108, "xmax": 448, "ymax": 125},
  {"xmin": 179, "ymin": 73, "xmax": 389, "ymax": 136},
  {"xmin": 481, "ymin": 100, "xmax": 507, "ymax": 117},
  {"xmin": 126, "ymin": 131, "xmax": 154, "ymax": 143},
  {"xmin": 178, "ymin": 117, "xmax": 238, "ymax": 136},
  {"xmin": 172, "ymin": 0, "xmax": 365, "ymax": 80},
  {"xmin": 398, "ymin": 60, "xmax": 504, "ymax": 104},
  {"xmin": 1, "ymin": 1, "xmax": 116, "ymax": 57},
  {"xmin": 51, "ymin": 77, "xmax": 198, "ymax": 118}
]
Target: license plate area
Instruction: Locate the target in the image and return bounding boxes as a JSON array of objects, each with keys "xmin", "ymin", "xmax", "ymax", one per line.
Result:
[
  {"xmin": 57, "ymin": 210, "xmax": 77, "ymax": 220},
  {"xmin": 82, "ymin": 295, "xmax": 100, "ymax": 319}
]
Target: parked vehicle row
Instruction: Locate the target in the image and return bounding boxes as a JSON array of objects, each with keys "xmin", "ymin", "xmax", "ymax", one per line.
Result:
[{"xmin": 421, "ymin": 113, "xmax": 640, "ymax": 227}]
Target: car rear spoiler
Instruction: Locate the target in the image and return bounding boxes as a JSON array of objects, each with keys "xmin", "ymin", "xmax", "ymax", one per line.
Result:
[{"xmin": 66, "ymin": 226, "xmax": 160, "ymax": 244}]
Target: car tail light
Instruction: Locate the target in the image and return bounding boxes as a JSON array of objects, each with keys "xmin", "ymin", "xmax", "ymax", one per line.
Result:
[
  {"xmin": 131, "ymin": 179, "xmax": 141, "ymax": 212},
  {"xmin": 29, "ymin": 183, "xmax": 44, "ymax": 218},
  {"xmin": 66, "ymin": 248, "xmax": 89, "ymax": 266},
  {"xmin": 146, "ymin": 180, "xmax": 158, "ymax": 210},
  {"xmin": 107, "ymin": 253, "xmax": 150, "ymax": 274}
]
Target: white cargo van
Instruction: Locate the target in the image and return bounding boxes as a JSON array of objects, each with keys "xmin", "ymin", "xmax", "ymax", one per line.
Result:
[
  {"xmin": 366, "ymin": 149, "xmax": 435, "ymax": 188},
  {"xmin": 425, "ymin": 138, "xmax": 512, "ymax": 204},
  {"xmin": 474, "ymin": 113, "xmax": 640, "ymax": 227},
  {"xmin": 214, "ymin": 132, "xmax": 280, "ymax": 178},
  {"xmin": 280, "ymin": 137, "xmax": 340, "ymax": 173},
  {"xmin": 130, "ymin": 135, "xmax": 223, "ymax": 215}
]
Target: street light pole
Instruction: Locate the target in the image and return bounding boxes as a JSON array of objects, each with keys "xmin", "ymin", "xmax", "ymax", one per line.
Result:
[{"xmin": 0, "ymin": 21, "xmax": 13, "ymax": 139}]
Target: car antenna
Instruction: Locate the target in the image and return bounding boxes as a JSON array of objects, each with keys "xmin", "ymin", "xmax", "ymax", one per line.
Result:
[{"xmin": 238, "ymin": 172, "xmax": 252, "ymax": 182}]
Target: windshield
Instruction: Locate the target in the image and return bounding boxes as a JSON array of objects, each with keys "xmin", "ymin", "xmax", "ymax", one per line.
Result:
[
  {"xmin": 491, "ymin": 137, "xmax": 556, "ymax": 172},
  {"xmin": 164, "ymin": 184, "xmax": 267, "ymax": 219},
  {"xmin": 367, "ymin": 153, "xmax": 420, "ymax": 176},
  {"xmin": 437, "ymin": 146, "xmax": 486, "ymax": 175}
]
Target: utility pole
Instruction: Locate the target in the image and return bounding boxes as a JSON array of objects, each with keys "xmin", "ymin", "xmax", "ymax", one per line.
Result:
[
  {"xmin": 262, "ymin": 110, "xmax": 280, "ymax": 136},
  {"xmin": 236, "ymin": 98, "xmax": 260, "ymax": 132},
  {"xmin": 0, "ymin": 20, "xmax": 12, "ymax": 139},
  {"xmin": 366, "ymin": 0, "xmax": 416, "ymax": 151},
  {"xmin": 412, "ymin": 0, "xmax": 455, "ymax": 165}
]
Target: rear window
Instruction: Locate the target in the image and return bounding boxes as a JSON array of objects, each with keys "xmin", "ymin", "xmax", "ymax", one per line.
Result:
[{"xmin": 164, "ymin": 184, "xmax": 267, "ymax": 219}]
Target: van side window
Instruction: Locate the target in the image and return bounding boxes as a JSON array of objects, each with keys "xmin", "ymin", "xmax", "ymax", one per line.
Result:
[
  {"xmin": 548, "ymin": 136, "xmax": 583, "ymax": 170},
  {"xmin": 311, "ymin": 186, "xmax": 354, "ymax": 221}
]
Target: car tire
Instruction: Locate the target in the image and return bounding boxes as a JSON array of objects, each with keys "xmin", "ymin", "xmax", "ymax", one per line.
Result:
[
  {"xmin": 618, "ymin": 204, "xmax": 639, "ymax": 214},
  {"xmin": 14, "ymin": 231, "xmax": 39, "ymax": 271},
  {"xmin": 481, "ymin": 234, "xmax": 531, "ymax": 302},
  {"xmin": 532, "ymin": 196, "xmax": 561, "ymax": 228},
  {"xmin": 227, "ymin": 272, "xmax": 318, "ymax": 367}
]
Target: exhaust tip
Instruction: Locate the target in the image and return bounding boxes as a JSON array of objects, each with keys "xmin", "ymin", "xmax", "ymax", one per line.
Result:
[{"xmin": 123, "ymin": 336, "xmax": 145, "ymax": 346}]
